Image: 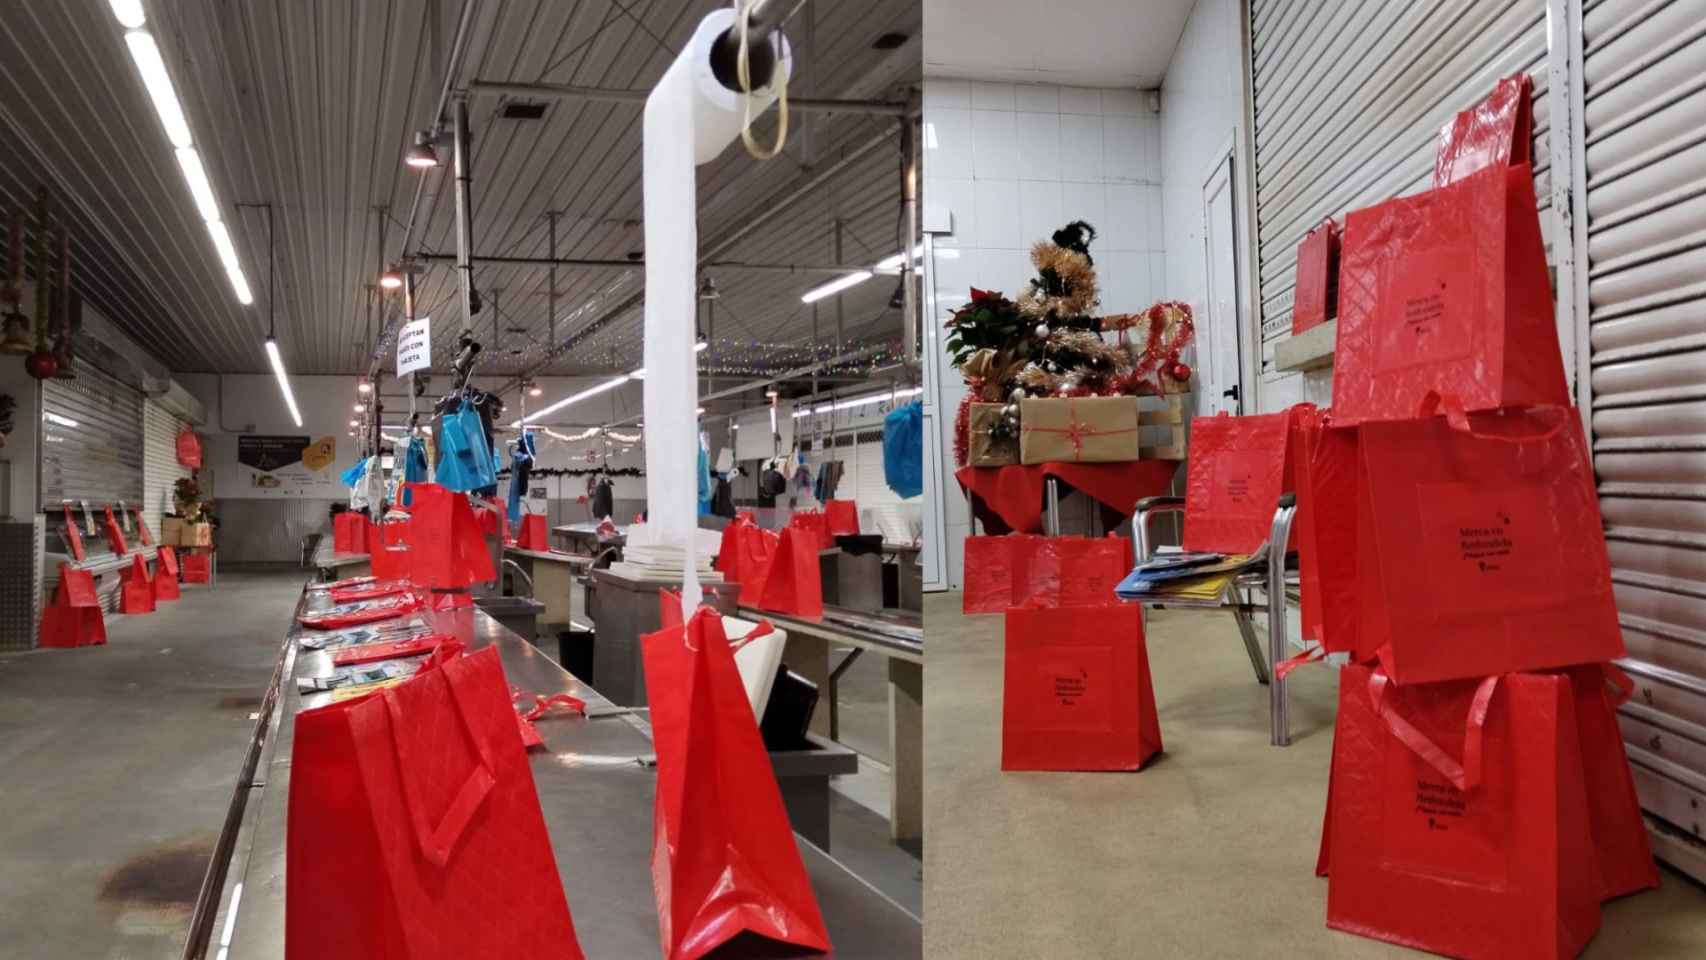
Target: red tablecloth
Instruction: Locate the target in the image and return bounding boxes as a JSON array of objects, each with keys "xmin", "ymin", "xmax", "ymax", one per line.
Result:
[{"xmin": 955, "ymin": 460, "xmax": 1180, "ymax": 534}]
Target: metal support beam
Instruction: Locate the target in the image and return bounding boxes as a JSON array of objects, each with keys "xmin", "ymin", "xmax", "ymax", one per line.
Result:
[
  {"xmin": 468, "ymin": 80, "xmax": 909, "ymax": 117},
  {"xmin": 411, "ymin": 252, "xmax": 864, "ymax": 275},
  {"xmin": 901, "ymin": 114, "xmax": 919, "ymax": 374},
  {"xmin": 452, "ymin": 95, "xmax": 476, "ymax": 338}
]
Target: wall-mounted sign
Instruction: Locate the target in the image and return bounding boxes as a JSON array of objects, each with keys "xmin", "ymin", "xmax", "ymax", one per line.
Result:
[
  {"xmin": 234, "ymin": 434, "xmax": 338, "ymax": 498},
  {"xmin": 396, "ymin": 317, "xmax": 431, "ymax": 377}
]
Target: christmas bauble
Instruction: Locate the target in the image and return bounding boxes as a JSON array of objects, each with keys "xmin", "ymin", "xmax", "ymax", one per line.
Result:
[
  {"xmin": 1034, "ymin": 323, "xmax": 1048, "ymax": 338},
  {"xmin": 1169, "ymin": 361, "xmax": 1192, "ymax": 383},
  {"xmin": 24, "ymin": 350, "xmax": 57, "ymax": 380},
  {"xmin": 1003, "ymin": 403, "xmax": 1018, "ymax": 418},
  {"xmin": 1009, "ymin": 387, "xmax": 1026, "ymax": 404}
]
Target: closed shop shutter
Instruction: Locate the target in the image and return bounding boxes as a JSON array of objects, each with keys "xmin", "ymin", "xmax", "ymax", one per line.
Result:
[
  {"xmin": 39, "ymin": 363, "xmax": 144, "ymax": 511},
  {"xmin": 1248, "ymin": 0, "xmax": 1556, "ymax": 411},
  {"xmin": 142, "ymin": 400, "xmax": 193, "ymax": 539},
  {"xmin": 1580, "ymin": 0, "xmax": 1706, "ymax": 880}
]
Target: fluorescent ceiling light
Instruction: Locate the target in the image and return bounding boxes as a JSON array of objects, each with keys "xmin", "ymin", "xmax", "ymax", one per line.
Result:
[
  {"xmin": 108, "ymin": 0, "xmax": 145, "ymax": 29},
  {"xmin": 792, "ymin": 386, "xmax": 923, "ymax": 417},
  {"xmin": 207, "ymin": 219, "xmax": 239, "ymax": 269},
  {"xmin": 264, "ymin": 337, "xmax": 304, "ymax": 428},
  {"xmin": 43, "ymin": 412, "xmax": 80, "ymax": 428},
  {"xmin": 175, "ymin": 147, "xmax": 219, "ymax": 222},
  {"xmin": 224, "ymin": 261, "xmax": 253, "ymax": 305},
  {"xmin": 874, "ymin": 245, "xmax": 926, "ymax": 273},
  {"xmin": 630, "ymin": 368, "xmax": 645, "ymax": 379},
  {"xmin": 124, "ymin": 31, "xmax": 192, "ymax": 149},
  {"xmin": 801, "ymin": 271, "xmax": 872, "ymax": 304},
  {"xmin": 512, "ymin": 375, "xmax": 630, "ymax": 427},
  {"xmin": 694, "ymin": 340, "xmax": 709, "ymax": 352}
]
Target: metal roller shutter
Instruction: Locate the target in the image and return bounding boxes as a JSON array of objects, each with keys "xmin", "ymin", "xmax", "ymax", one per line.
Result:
[
  {"xmin": 142, "ymin": 400, "xmax": 193, "ymax": 539},
  {"xmin": 1249, "ymin": 0, "xmax": 1556, "ymax": 410},
  {"xmin": 39, "ymin": 364, "xmax": 144, "ymax": 511},
  {"xmin": 1580, "ymin": 0, "xmax": 1706, "ymax": 881}
]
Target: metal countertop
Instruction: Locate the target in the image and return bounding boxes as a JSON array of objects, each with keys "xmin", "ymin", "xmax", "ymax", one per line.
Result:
[{"xmin": 214, "ymin": 587, "xmax": 920, "ymax": 958}]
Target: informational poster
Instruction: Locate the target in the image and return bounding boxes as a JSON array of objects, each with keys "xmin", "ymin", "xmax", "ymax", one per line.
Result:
[
  {"xmin": 235, "ymin": 434, "xmax": 339, "ymax": 498},
  {"xmin": 397, "ymin": 317, "xmax": 431, "ymax": 377}
]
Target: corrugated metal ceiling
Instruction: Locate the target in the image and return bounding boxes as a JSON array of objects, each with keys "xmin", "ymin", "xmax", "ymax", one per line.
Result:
[{"xmin": 0, "ymin": 0, "xmax": 920, "ymax": 378}]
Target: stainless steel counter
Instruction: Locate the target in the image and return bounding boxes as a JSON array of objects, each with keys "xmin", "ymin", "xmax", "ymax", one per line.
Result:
[{"xmin": 208, "ymin": 587, "xmax": 921, "ymax": 958}]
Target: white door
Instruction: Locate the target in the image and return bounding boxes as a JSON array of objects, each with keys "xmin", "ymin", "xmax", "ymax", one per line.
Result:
[{"xmin": 1202, "ymin": 153, "xmax": 1243, "ymax": 415}]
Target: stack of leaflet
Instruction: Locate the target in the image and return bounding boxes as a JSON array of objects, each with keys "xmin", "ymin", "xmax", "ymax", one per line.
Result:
[
  {"xmin": 1115, "ymin": 549, "xmax": 1258, "ymax": 603},
  {"xmin": 611, "ymin": 523, "xmax": 725, "ymax": 582},
  {"xmin": 296, "ymin": 619, "xmax": 432, "ymax": 651}
]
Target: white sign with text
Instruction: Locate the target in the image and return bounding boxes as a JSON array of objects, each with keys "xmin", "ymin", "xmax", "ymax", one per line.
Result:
[{"xmin": 396, "ymin": 317, "xmax": 431, "ymax": 376}]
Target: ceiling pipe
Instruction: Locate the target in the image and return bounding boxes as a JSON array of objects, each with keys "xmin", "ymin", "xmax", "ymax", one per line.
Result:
[
  {"xmin": 492, "ymin": 124, "xmax": 900, "ymax": 397},
  {"xmin": 584, "ymin": 344, "xmax": 887, "ymax": 430},
  {"xmin": 468, "ymin": 80, "xmax": 909, "ymax": 117}
]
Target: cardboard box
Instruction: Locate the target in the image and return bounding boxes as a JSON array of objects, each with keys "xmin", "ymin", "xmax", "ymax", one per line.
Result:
[
  {"xmin": 160, "ymin": 517, "xmax": 186, "ymax": 546},
  {"xmin": 1019, "ymin": 396, "xmax": 1140, "ymax": 465},
  {"xmin": 180, "ymin": 522, "xmax": 213, "ymax": 547},
  {"xmin": 967, "ymin": 402, "xmax": 1020, "ymax": 467}
]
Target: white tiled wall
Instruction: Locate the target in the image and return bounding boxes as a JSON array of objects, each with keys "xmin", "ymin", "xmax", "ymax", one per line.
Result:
[{"xmin": 923, "ymin": 79, "xmax": 1165, "ymax": 589}]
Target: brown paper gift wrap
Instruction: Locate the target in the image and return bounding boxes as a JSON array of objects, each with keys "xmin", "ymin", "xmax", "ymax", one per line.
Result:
[
  {"xmin": 1019, "ymin": 396, "xmax": 1141, "ymax": 465},
  {"xmin": 967, "ymin": 402, "xmax": 1020, "ymax": 467}
]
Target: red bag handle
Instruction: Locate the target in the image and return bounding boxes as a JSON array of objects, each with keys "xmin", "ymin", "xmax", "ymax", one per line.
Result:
[
  {"xmin": 729, "ymin": 618, "xmax": 776, "ymax": 653},
  {"xmin": 1368, "ymin": 670, "xmax": 1499, "ymax": 792},
  {"xmin": 1600, "ymin": 662, "xmax": 1635, "ymax": 706},
  {"xmin": 380, "ymin": 657, "xmax": 496, "ymax": 868},
  {"xmin": 1274, "ymin": 644, "xmax": 1327, "ymax": 681},
  {"xmin": 1418, "ymin": 392, "xmax": 1567, "ymax": 444},
  {"xmin": 521, "ymin": 693, "xmax": 587, "ymax": 722}
]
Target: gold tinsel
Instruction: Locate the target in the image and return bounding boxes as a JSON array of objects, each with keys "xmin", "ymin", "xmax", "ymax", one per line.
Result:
[{"xmin": 1017, "ymin": 242, "xmax": 1098, "ymax": 319}]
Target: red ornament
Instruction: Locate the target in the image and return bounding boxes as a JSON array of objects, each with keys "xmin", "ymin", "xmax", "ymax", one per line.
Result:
[
  {"xmin": 24, "ymin": 349, "xmax": 57, "ymax": 380},
  {"xmin": 1169, "ymin": 361, "xmax": 1192, "ymax": 383}
]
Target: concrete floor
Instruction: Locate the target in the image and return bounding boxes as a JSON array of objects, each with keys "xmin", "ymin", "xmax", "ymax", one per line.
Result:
[
  {"xmin": 923, "ymin": 592, "xmax": 1706, "ymax": 959},
  {"xmin": 0, "ymin": 570, "xmax": 302, "ymax": 960}
]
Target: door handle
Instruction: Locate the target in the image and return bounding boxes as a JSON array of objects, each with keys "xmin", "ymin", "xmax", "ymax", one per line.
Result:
[{"xmin": 1221, "ymin": 385, "xmax": 1240, "ymax": 401}]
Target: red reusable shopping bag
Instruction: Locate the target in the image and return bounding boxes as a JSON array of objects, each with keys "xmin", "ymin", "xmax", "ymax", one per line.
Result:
[
  {"xmin": 1002, "ymin": 602, "xmax": 1161, "ymax": 771},
  {"xmin": 1326, "ymin": 664, "xmax": 1601, "ymax": 959},
  {"xmin": 642, "ymin": 609, "xmax": 831, "ymax": 960},
  {"xmin": 1010, "ymin": 535, "xmax": 1132, "ymax": 609},
  {"xmin": 518, "ymin": 514, "xmax": 549, "ymax": 551},
  {"xmin": 287, "ymin": 645, "xmax": 584, "ymax": 960},
  {"xmin": 1332, "ymin": 162, "xmax": 1566, "ymax": 426},
  {"xmin": 1552, "ymin": 664, "xmax": 1661, "ymax": 901},
  {"xmin": 824, "ymin": 499, "xmax": 859, "ymax": 536},
  {"xmin": 119, "ymin": 553, "xmax": 155, "ymax": 615},
  {"xmin": 39, "ymin": 563, "xmax": 107, "ymax": 648},
  {"xmin": 1434, "ymin": 73, "xmax": 1533, "ymax": 187},
  {"xmin": 1298, "ymin": 421, "xmax": 1361, "ymax": 654},
  {"xmin": 60, "ymin": 506, "xmax": 86, "ymax": 561},
  {"xmin": 1182, "ymin": 409, "xmax": 1298, "ymax": 554},
  {"xmin": 369, "ymin": 516, "xmax": 413, "ymax": 581},
  {"xmin": 1292, "ymin": 218, "xmax": 1338, "ymax": 335},
  {"xmin": 715, "ymin": 518, "xmax": 779, "ymax": 601},
  {"xmin": 962, "ymin": 535, "xmax": 1036, "ymax": 614},
  {"xmin": 133, "ymin": 509, "xmax": 153, "ymax": 547},
  {"xmin": 334, "ymin": 511, "xmax": 370, "ymax": 554},
  {"xmin": 1354, "ymin": 405, "xmax": 1622, "ymax": 684},
  {"xmin": 330, "ymin": 580, "xmax": 414, "ymax": 603},
  {"xmin": 1290, "ymin": 407, "xmax": 1326, "ymax": 643},
  {"xmin": 402, "ymin": 484, "xmax": 496, "ymax": 590},
  {"xmin": 753, "ymin": 526, "xmax": 823, "ymax": 617},
  {"xmin": 788, "ymin": 511, "xmax": 833, "ymax": 551},
  {"xmin": 298, "ymin": 594, "xmax": 422, "ymax": 630},
  {"xmin": 154, "ymin": 546, "xmax": 181, "ymax": 602},
  {"xmin": 181, "ymin": 550, "xmax": 212, "ymax": 584},
  {"xmin": 330, "ymin": 633, "xmax": 449, "ymax": 667},
  {"xmin": 103, "ymin": 506, "xmax": 129, "ymax": 555}
]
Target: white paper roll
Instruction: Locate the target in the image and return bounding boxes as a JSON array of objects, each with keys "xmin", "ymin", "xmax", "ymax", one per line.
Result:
[{"xmin": 643, "ymin": 9, "xmax": 790, "ymax": 613}]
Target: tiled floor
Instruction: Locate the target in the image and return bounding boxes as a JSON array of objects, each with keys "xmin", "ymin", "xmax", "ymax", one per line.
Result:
[{"xmin": 923, "ymin": 591, "xmax": 1706, "ymax": 959}]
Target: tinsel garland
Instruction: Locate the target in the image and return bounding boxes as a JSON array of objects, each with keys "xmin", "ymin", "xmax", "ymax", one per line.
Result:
[
  {"xmin": 496, "ymin": 466, "xmax": 644, "ymax": 479},
  {"xmin": 953, "ymin": 392, "xmax": 973, "ymax": 467}
]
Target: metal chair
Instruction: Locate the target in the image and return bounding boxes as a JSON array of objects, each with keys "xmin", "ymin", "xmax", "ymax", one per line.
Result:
[{"xmin": 1131, "ymin": 492, "xmax": 1301, "ymax": 746}]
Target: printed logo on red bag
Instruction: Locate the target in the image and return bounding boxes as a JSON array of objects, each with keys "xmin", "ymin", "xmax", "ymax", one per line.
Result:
[
  {"xmin": 1382, "ymin": 735, "xmax": 1509, "ymax": 886},
  {"xmin": 1028, "ymin": 647, "xmax": 1114, "ymax": 733},
  {"xmin": 1375, "ymin": 246, "xmax": 1473, "ymax": 373},
  {"xmin": 1416, "ymin": 482, "xmax": 1558, "ymax": 614}
]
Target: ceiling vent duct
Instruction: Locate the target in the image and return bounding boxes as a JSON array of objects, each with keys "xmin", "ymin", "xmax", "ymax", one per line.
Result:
[{"xmin": 499, "ymin": 101, "xmax": 548, "ymax": 120}]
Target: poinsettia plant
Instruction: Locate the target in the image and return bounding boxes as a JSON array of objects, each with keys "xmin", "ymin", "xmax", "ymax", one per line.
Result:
[{"xmin": 943, "ymin": 288, "xmax": 1030, "ymax": 371}]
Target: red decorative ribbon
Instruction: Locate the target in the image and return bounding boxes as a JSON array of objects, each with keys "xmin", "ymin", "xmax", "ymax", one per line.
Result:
[{"xmin": 1022, "ymin": 407, "xmax": 1139, "ymax": 461}]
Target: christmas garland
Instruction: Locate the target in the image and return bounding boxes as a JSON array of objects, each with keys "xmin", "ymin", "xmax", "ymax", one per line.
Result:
[{"xmin": 496, "ymin": 466, "xmax": 644, "ymax": 479}]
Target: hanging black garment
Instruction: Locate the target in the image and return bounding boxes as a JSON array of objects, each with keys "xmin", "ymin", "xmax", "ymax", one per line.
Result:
[
  {"xmin": 591, "ymin": 477, "xmax": 614, "ymax": 520},
  {"xmin": 712, "ymin": 476, "xmax": 736, "ymax": 518}
]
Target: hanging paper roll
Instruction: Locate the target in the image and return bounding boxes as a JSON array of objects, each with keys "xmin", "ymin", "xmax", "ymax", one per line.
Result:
[{"xmin": 642, "ymin": 8, "xmax": 789, "ymax": 615}]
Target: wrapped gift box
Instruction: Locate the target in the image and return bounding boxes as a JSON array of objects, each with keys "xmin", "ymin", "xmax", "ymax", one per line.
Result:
[
  {"xmin": 1019, "ymin": 396, "xmax": 1140, "ymax": 465},
  {"xmin": 180, "ymin": 522, "xmax": 213, "ymax": 547},
  {"xmin": 967, "ymin": 402, "xmax": 1020, "ymax": 467},
  {"xmin": 160, "ymin": 517, "xmax": 185, "ymax": 546}
]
